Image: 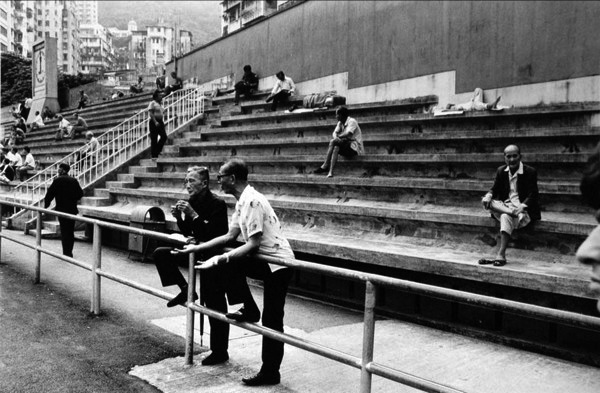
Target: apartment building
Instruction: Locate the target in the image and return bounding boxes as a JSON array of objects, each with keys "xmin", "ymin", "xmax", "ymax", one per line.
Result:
[
  {"xmin": 34, "ymin": 0, "xmax": 80, "ymax": 73},
  {"xmin": 75, "ymin": 0, "xmax": 96, "ymax": 25},
  {"xmin": 80, "ymin": 22, "xmax": 114, "ymax": 74}
]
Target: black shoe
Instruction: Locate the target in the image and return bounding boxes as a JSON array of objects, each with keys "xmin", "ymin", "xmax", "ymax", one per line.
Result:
[
  {"xmin": 313, "ymin": 167, "xmax": 328, "ymax": 174},
  {"xmin": 225, "ymin": 307, "xmax": 260, "ymax": 323},
  {"xmin": 201, "ymin": 351, "xmax": 229, "ymax": 366},
  {"xmin": 242, "ymin": 371, "xmax": 280, "ymax": 386},
  {"xmin": 166, "ymin": 291, "xmax": 198, "ymax": 308}
]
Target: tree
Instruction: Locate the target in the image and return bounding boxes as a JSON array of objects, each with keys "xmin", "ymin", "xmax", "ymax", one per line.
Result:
[{"xmin": 1, "ymin": 52, "xmax": 32, "ymax": 107}]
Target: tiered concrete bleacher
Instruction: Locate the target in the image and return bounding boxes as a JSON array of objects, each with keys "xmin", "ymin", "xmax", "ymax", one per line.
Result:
[
  {"xmin": 76, "ymin": 97, "xmax": 599, "ymax": 293},
  {"xmin": 0, "ymin": 93, "xmax": 152, "ymax": 191},
  {"xmin": 76, "ymin": 94, "xmax": 600, "ymax": 361}
]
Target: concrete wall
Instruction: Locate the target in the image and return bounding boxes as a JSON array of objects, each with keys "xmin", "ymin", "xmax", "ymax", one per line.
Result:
[{"xmin": 171, "ymin": 1, "xmax": 600, "ymax": 105}]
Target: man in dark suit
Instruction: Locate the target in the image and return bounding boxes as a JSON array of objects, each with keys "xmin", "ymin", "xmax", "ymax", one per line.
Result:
[
  {"xmin": 44, "ymin": 163, "xmax": 84, "ymax": 257},
  {"xmin": 152, "ymin": 166, "xmax": 253, "ymax": 366},
  {"xmin": 480, "ymin": 144, "xmax": 540, "ymax": 266}
]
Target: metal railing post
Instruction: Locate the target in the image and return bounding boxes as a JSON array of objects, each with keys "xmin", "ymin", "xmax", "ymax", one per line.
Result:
[
  {"xmin": 360, "ymin": 281, "xmax": 377, "ymax": 393},
  {"xmin": 34, "ymin": 212, "xmax": 42, "ymax": 284},
  {"xmin": 91, "ymin": 223, "xmax": 102, "ymax": 315},
  {"xmin": 185, "ymin": 252, "xmax": 196, "ymax": 366}
]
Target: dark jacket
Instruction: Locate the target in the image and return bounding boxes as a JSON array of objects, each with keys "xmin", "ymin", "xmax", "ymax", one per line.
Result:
[
  {"xmin": 242, "ymin": 72, "xmax": 259, "ymax": 89},
  {"xmin": 1, "ymin": 165, "xmax": 15, "ymax": 181},
  {"xmin": 489, "ymin": 163, "xmax": 541, "ymax": 221},
  {"xmin": 44, "ymin": 174, "xmax": 84, "ymax": 214},
  {"xmin": 177, "ymin": 188, "xmax": 228, "ymax": 245}
]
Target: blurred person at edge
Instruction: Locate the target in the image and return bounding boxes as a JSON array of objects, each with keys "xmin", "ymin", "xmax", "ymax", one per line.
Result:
[{"xmin": 576, "ymin": 141, "xmax": 600, "ymax": 312}]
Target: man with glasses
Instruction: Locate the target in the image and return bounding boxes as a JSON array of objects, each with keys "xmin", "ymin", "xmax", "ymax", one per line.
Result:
[
  {"xmin": 152, "ymin": 166, "xmax": 252, "ymax": 366},
  {"xmin": 175, "ymin": 159, "xmax": 294, "ymax": 386},
  {"xmin": 479, "ymin": 144, "xmax": 540, "ymax": 266}
]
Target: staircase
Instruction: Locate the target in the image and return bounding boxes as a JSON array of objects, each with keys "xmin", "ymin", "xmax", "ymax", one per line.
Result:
[{"xmin": 0, "ymin": 88, "xmax": 207, "ymax": 234}]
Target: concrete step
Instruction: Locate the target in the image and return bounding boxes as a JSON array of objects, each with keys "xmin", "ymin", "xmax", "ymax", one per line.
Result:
[
  {"xmin": 80, "ymin": 196, "xmax": 112, "ymax": 207},
  {"xmin": 76, "ymin": 201, "xmax": 593, "ymax": 300},
  {"xmin": 174, "ymin": 127, "xmax": 599, "ymax": 158},
  {"xmin": 219, "ymin": 97, "xmax": 438, "ymax": 126},
  {"xmin": 101, "ymin": 186, "xmax": 594, "ymax": 257},
  {"xmin": 131, "ymin": 172, "xmax": 589, "ymax": 213},
  {"xmin": 93, "ymin": 188, "xmax": 111, "ymax": 198},
  {"xmin": 152, "ymin": 153, "xmax": 590, "ymax": 182}
]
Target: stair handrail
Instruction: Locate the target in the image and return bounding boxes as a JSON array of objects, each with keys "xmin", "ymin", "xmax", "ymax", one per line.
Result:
[{"xmin": 9, "ymin": 87, "xmax": 207, "ymax": 219}]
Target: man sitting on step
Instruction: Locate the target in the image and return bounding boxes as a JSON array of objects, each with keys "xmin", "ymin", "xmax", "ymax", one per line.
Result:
[
  {"xmin": 67, "ymin": 112, "xmax": 89, "ymax": 139},
  {"xmin": 479, "ymin": 144, "xmax": 540, "ymax": 266}
]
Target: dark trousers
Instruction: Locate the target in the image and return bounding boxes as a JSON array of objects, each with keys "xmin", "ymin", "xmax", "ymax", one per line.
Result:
[
  {"xmin": 153, "ymin": 247, "xmax": 252, "ymax": 353},
  {"xmin": 58, "ymin": 217, "xmax": 75, "ymax": 257},
  {"xmin": 234, "ymin": 81, "xmax": 255, "ymax": 103},
  {"xmin": 148, "ymin": 119, "xmax": 167, "ymax": 158},
  {"xmin": 164, "ymin": 84, "xmax": 181, "ymax": 96},
  {"xmin": 269, "ymin": 90, "xmax": 291, "ymax": 111},
  {"xmin": 244, "ymin": 261, "xmax": 293, "ymax": 375},
  {"xmin": 78, "ymin": 101, "xmax": 86, "ymax": 109}
]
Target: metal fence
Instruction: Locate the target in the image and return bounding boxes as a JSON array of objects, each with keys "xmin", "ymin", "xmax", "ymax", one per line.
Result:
[{"xmin": 1, "ymin": 200, "xmax": 599, "ymax": 393}]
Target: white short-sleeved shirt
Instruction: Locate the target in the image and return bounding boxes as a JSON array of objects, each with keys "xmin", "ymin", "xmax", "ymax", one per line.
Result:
[
  {"xmin": 59, "ymin": 118, "xmax": 70, "ymax": 129},
  {"xmin": 271, "ymin": 76, "xmax": 296, "ymax": 96},
  {"xmin": 333, "ymin": 117, "xmax": 364, "ymax": 155},
  {"xmin": 230, "ymin": 185, "xmax": 294, "ymax": 271}
]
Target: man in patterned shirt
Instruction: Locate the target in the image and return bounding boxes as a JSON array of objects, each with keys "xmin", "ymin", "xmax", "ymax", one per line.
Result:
[{"xmin": 177, "ymin": 158, "xmax": 293, "ymax": 387}]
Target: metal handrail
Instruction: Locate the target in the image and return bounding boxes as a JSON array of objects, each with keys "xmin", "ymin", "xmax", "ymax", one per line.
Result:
[
  {"xmin": 8, "ymin": 87, "xmax": 206, "ymax": 221},
  {"xmin": 1, "ymin": 199, "xmax": 599, "ymax": 393}
]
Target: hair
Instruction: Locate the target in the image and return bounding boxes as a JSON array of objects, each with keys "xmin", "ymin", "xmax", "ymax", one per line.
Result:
[
  {"xmin": 23, "ymin": 146, "xmax": 30, "ymax": 153},
  {"xmin": 171, "ymin": 71, "xmax": 177, "ymax": 77},
  {"xmin": 59, "ymin": 162, "xmax": 70, "ymax": 173},
  {"xmin": 187, "ymin": 166, "xmax": 209, "ymax": 182},
  {"xmin": 3, "ymin": 158, "xmax": 10, "ymax": 164},
  {"xmin": 504, "ymin": 144, "xmax": 521, "ymax": 155},
  {"xmin": 153, "ymin": 89, "xmax": 162, "ymax": 100},
  {"xmin": 336, "ymin": 106, "xmax": 349, "ymax": 118},
  {"xmin": 222, "ymin": 159, "xmax": 248, "ymax": 181},
  {"xmin": 243, "ymin": 65, "xmax": 252, "ymax": 72},
  {"xmin": 11, "ymin": 147, "xmax": 18, "ymax": 153},
  {"xmin": 35, "ymin": 111, "xmax": 40, "ymax": 115},
  {"xmin": 74, "ymin": 112, "xmax": 79, "ymax": 117},
  {"xmin": 276, "ymin": 71, "xmax": 285, "ymax": 79},
  {"xmin": 85, "ymin": 131, "xmax": 94, "ymax": 138},
  {"xmin": 138, "ymin": 76, "xmax": 143, "ymax": 81},
  {"xmin": 57, "ymin": 114, "xmax": 63, "ymax": 120},
  {"xmin": 80, "ymin": 90, "xmax": 84, "ymax": 94},
  {"xmin": 581, "ymin": 142, "xmax": 600, "ymax": 210}
]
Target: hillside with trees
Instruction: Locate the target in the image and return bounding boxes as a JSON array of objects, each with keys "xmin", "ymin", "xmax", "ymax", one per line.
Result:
[{"xmin": 98, "ymin": 1, "xmax": 221, "ymax": 48}]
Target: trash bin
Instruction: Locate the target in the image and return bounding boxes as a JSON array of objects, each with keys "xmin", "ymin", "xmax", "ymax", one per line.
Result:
[{"xmin": 128, "ymin": 205, "xmax": 166, "ymax": 260}]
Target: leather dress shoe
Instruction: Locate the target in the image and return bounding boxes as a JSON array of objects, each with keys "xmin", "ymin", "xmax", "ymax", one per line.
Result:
[
  {"xmin": 201, "ymin": 351, "xmax": 229, "ymax": 366},
  {"xmin": 242, "ymin": 371, "xmax": 280, "ymax": 386},
  {"xmin": 225, "ymin": 307, "xmax": 260, "ymax": 323},
  {"xmin": 313, "ymin": 167, "xmax": 328, "ymax": 174},
  {"xmin": 167, "ymin": 291, "xmax": 198, "ymax": 308}
]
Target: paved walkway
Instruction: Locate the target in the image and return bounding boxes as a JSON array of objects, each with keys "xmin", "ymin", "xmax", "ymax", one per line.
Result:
[{"xmin": 1, "ymin": 228, "xmax": 600, "ymax": 393}]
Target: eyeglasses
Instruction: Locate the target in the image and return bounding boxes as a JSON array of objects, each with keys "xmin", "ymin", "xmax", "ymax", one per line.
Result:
[{"xmin": 217, "ymin": 173, "xmax": 233, "ymax": 182}]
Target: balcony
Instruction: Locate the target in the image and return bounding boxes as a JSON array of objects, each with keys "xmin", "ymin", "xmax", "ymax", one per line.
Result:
[{"xmin": 223, "ymin": 0, "xmax": 241, "ymax": 10}]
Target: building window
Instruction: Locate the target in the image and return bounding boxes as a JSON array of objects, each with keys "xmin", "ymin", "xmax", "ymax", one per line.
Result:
[
  {"xmin": 0, "ymin": 26, "xmax": 6, "ymax": 36},
  {"xmin": 37, "ymin": 32, "xmax": 42, "ymax": 37},
  {"xmin": 0, "ymin": 9, "xmax": 7, "ymax": 19},
  {"xmin": 0, "ymin": 43, "xmax": 6, "ymax": 52},
  {"xmin": 63, "ymin": 53, "xmax": 67, "ymax": 60},
  {"xmin": 45, "ymin": 31, "xmax": 49, "ymax": 37},
  {"xmin": 37, "ymin": 9, "xmax": 41, "ymax": 15},
  {"xmin": 45, "ymin": 20, "xmax": 49, "ymax": 26},
  {"xmin": 38, "ymin": 20, "xmax": 42, "ymax": 26}
]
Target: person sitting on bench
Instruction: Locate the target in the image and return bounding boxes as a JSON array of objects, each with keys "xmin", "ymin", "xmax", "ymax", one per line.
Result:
[
  {"xmin": 164, "ymin": 71, "xmax": 183, "ymax": 97},
  {"xmin": 68, "ymin": 112, "xmax": 88, "ymax": 139},
  {"xmin": 130, "ymin": 76, "xmax": 145, "ymax": 94},
  {"xmin": 265, "ymin": 71, "xmax": 295, "ymax": 112},
  {"xmin": 234, "ymin": 65, "xmax": 259, "ymax": 105},
  {"xmin": 479, "ymin": 144, "xmax": 540, "ymax": 267},
  {"xmin": 313, "ymin": 106, "xmax": 364, "ymax": 178}
]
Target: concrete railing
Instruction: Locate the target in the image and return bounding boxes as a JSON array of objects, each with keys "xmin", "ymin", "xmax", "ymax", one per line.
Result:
[{"xmin": 1, "ymin": 200, "xmax": 599, "ymax": 393}]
